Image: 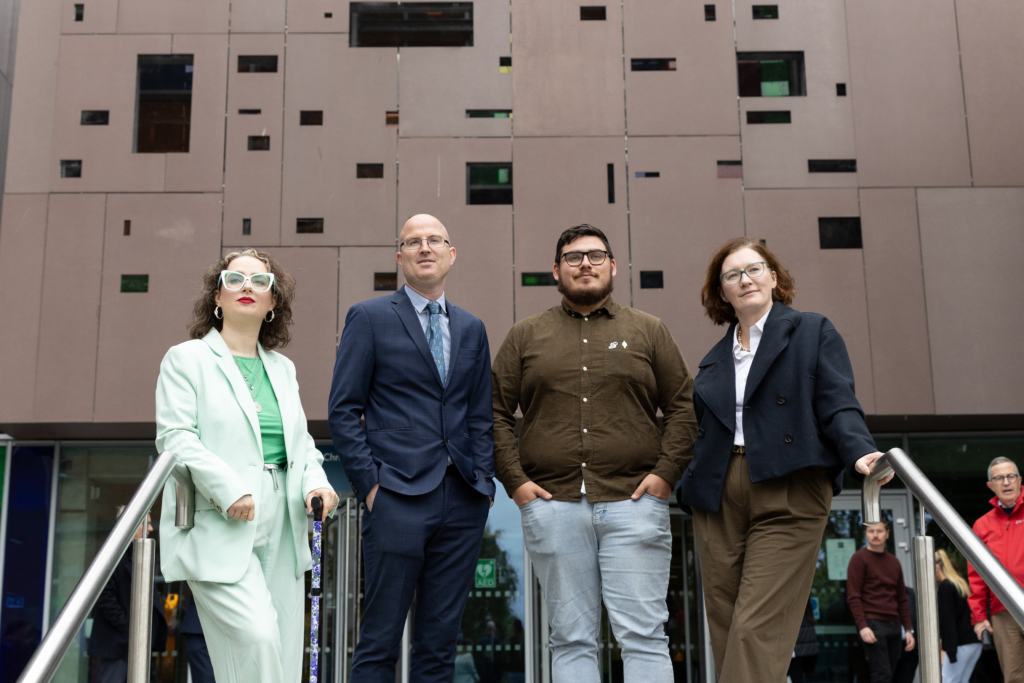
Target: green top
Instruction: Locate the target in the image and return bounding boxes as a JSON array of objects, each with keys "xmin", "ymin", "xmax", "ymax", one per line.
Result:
[{"xmin": 234, "ymin": 356, "xmax": 287, "ymax": 466}]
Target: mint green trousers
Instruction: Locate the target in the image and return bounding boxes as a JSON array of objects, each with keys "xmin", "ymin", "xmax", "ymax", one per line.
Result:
[{"xmin": 189, "ymin": 468, "xmax": 304, "ymax": 683}]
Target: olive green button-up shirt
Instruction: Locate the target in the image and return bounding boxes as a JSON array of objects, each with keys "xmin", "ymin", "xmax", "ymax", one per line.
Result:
[{"xmin": 492, "ymin": 297, "xmax": 697, "ymax": 502}]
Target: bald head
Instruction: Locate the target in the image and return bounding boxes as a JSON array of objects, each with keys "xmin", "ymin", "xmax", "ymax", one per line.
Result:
[{"xmin": 397, "ymin": 214, "xmax": 456, "ymax": 300}]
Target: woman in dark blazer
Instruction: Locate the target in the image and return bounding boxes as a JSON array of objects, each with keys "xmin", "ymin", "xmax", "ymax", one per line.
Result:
[{"xmin": 678, "ymin": 238, "xmax": 892, "ymax": 682}]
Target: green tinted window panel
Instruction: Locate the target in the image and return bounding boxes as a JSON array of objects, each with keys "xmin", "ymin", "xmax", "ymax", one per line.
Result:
[
  {"xmin": 469, "ymin": 165, "xmax": 510, "ymax": 185},
  {"xmin": 521, "ymin": 272, "xmax": 557, "ymax": 286},
  {"xmin": 120, "ymin": 274, "xmax": 149, "ymax": 293}
]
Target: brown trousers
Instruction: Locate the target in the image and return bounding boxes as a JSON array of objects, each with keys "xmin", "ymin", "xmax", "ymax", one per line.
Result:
[
  {"xmin": 993, "ymin": 610, "xmax": 1024, "ymax": 683},
  {"xmin": 693, "ymin": 455, "xmax": 832, "ymax": 683}
]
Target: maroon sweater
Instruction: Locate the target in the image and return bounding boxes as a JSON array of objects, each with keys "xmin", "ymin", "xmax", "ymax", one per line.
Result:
[{"xmin": 846, "ymin": 547, "xmax": 912, "ymax": 631}]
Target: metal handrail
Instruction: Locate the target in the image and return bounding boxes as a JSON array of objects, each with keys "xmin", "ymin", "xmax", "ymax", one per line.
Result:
[{"xmin": 17, "ymin": 451, "xmax": 194, "ymax": 683}]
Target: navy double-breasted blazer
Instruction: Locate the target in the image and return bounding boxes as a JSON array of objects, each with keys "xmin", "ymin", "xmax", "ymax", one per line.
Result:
[
  {"xmin": 328, "ymin": 288, "xmax": 496, "ymax": 503},
  {"xmin": 678, "ymin": 301, "xmax": 876, "ymax": 513}
]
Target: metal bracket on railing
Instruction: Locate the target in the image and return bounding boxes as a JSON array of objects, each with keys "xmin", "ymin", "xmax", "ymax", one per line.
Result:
[{"xmin": 171, "ymin": 462, "xmax": 195, "ymax": 529}]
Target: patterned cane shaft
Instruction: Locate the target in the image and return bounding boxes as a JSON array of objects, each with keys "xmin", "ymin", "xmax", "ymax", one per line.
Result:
[{"xmin": 310, "ymin": 519, "xmax": 322, "ymax": 682}]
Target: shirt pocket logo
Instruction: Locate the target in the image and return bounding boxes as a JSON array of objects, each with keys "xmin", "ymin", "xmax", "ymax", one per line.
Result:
[{"xmin": 608, "ymin": 341, "xmax": 618, "ymax": 349}]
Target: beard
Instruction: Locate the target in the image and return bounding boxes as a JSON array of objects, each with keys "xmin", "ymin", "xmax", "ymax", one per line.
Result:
[{"xmin": 558, "ymin": 272, "xmax": 614, "ymax": 308}]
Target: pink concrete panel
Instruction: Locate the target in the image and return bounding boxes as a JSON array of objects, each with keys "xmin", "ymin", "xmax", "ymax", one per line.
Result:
[
  {"xmin": 623, "ymin": 0, "xmax": 737, "ymax": 136},
  {"xmin": 917, "ymin": 188, "xmax": 1024, "ymax": 415},
  {"xmin": 743, "ymin": 189, "xmax": 876, "ymax": 413},
  {"xmin": 734, "ymin": 0, "xmax": 857, "ymax": 188},
  {"xmin": 94, "ymin": 193, "xmax": 224, "ymax": 422},
  {"xmin": 116, "ymin": 0, "xmax": 229, "ymax": 34},
  {"xmin": 511, "ymin": 0, "xmax": 625, "ymax": 137},
  {"xmin": 846, "ymin": 0, "xmax": 971, "ymax": 187},
  {"xmin": 338, "ymin": 247, "xmax": 403, "ymax": 335},
  {"xmin": 280, "ymin": 37, "xmax": 397, "ymax": 246},
  {"xmin": 400, "ymin": 0, "xmax": 511, "ymax": 137},
  {"xmin": 287, "ymin": 0, "xmax": 348, "ymax": 33},
  {"xmin": 33, "ymin": 194, "xmax": 107, "ymax": 421},
  {"xmin": 859, "ymin": 189, "xmax": 934, "ymax": 415},
  {"xmin": 0, "ymin": 194, "xmax": 48, "ymax": 421},
  {"xmin": 956, "ymin": 0, "xmax": 1024, "ymax": 186},
  {"xmin": 229, "ymin": 0, "xmax": 284, "ymax": 32},
  {"xmin": 511, "ymin": 137, "xmax": 627, "ymax": 321},
  {"xmin": 396, "ymin": 137, "xmax": 514, "ymax": 348},
  {"xmin": 627, "ymin": 137, "xmax": 745, "ymax": 366},
  {"xmin": 61, "ymin": 0, "xmax": 117, "ymax": 33},
  {"xmin": 50, "ymin": 34, "xmax": 171, "ymax": 193},
  {"xmin": 4, "ymin": 0, "xmax": 63, "ymax": 193},
  {"xmin": 223, "ymin": 35, "xmax": 285, "ymax": 247},
  {"xmin": 164, "ymin": 34, "xmax": 229, "ymax": 192}
]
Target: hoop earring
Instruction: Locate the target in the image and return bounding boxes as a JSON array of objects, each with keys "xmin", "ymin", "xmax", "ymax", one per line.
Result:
[
  {"xmin": 265, "ymin": 310, "xmax": 275, "ymax": 323},
  {"xmin": 214, "ymin": 306, "xmax": 223, "ymax": 320}
]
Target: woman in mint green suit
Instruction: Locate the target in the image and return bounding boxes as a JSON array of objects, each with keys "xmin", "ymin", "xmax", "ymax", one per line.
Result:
[{"xmin": 157, "ymin": 248, "xmax": 339, "ymax": 683}]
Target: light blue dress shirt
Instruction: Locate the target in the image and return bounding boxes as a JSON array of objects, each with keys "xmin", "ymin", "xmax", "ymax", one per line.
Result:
[{"xmin": 403, "ymin": 285, "xmax": 451, "ymax": 384}]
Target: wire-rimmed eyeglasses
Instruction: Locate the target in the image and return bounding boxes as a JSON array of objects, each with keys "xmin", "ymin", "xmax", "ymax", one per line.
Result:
[
  {"xmin": 720, "ymin": 261, "xmax": 767, "ymax": 287},
  {"xmin": 401, "ymin": 236, "xmax": 451, "ymax": 251}
]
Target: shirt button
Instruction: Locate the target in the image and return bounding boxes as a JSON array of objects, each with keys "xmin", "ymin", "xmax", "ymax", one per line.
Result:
[
  {"xmin": 583, "ymin": 339, "xmax": 588, "ymax": 343},
  {"xmin": 583, "ymin": 366, "xmax": 587, "ymax": 371},
  {"xmin": 583, "ymin": 398, "xmax": 587, "ymax": 403},
  {"xmin": 583, "ymin": 428, "xmax": 588, "ymax": 433},
  {"xmin": 582, "ymin": 463, "xmax": 587, "ymax": 468},
  {"xmin": 584, "ymin": 317, "xmax": 588, "ymax": 321}
]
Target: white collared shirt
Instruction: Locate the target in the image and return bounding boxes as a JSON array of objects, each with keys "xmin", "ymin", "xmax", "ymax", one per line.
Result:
[{"xmin": 733, "ymin": 308, "xmax": 772, "ymax": 447}]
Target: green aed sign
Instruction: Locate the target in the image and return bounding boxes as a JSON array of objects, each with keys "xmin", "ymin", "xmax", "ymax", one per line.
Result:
[{"xmin": 475, "ymin": 558, "xmax": 497, "ymax": 588}]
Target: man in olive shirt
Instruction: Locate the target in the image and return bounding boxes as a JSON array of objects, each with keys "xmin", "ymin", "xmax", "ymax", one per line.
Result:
[{"xmin": 492, "ymin": 224, "xmax": 697, "ymax": 682}]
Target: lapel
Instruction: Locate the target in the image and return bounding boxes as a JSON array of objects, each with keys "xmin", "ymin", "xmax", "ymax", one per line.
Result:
[
  {"xmin": 259, "ymin": 345, "xmax": 293, "ymax": 458},
  {"xmin": 203, "ymin": 329, "xmax": 262, "ymax": 453},
  {"xmin": 446, "ymin": 302, "xmax": 463, "ymax": 384},
  {"xmin": 742, "ymin": 301, "xmax": 799, "ymax": 403},
  {"xmin": 391, "ymin": 288, "xmax": 445, "ymax": 389},
  {"xmin": 695, "ymin": 326, "xmax": 737, "ymax": 431}
]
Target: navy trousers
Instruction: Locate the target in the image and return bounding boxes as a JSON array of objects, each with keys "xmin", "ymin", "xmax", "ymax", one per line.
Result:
[{"xmin": 351, "ymin": 470, "xmax": 489, "ymax": 682}]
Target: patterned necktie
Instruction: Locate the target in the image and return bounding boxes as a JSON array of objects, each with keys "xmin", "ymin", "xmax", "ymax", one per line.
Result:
[{"xmin": 427, "ymin": 301, "xmax": 447, "ymax": 385}]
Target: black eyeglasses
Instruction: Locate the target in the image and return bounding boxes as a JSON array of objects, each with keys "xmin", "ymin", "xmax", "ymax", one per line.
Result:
[{"xmin": 560, "ymin": 250, "xmax": 609, "ymax": 267}]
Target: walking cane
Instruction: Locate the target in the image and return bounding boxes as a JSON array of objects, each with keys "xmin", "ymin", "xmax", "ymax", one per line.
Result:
[{"xmin": 309, "ymin": 496, "xmax": 325, "ymax": 683}]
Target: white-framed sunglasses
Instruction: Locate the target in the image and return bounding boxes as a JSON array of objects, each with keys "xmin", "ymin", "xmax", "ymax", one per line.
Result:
[{"xmin": 219, "ymin": 270, "xmax": 275, "ymax": 293}]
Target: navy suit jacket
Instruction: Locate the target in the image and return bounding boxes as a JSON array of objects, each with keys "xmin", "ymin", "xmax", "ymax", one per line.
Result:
[
  {"xmin": 328, "ymin": 289, "xmax": 496, "ymax": 503},
  {"xmin": 678, "ymin": 302, "xmax": 876, "ymax": 513}
]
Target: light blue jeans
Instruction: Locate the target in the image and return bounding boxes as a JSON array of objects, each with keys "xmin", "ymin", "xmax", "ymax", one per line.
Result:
[
  {"xmin": 941, "ymin": 642, "xmax": 982, "ymax": 683},
  {"xmin": 520, "ymin": 494, "xmax": 673, "ymax": 682}
]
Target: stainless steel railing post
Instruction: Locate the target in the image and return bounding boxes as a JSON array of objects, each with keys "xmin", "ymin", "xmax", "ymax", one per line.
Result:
[
  {"xmin": 127, "ymin": 537, "xmax": 157, "ymax": 683},
  {"xmin": 913, "ymin": 536, "xmax": 940, "ymax": 683}
]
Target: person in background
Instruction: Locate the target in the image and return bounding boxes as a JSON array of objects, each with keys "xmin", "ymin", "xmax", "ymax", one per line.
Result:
[
  {"xmin": 891, "ymin": 586, "xmax": 919, "ymax": 683},
  {"xmin": 846, "ymin": 521, "xmax": 915, "ymax": 683},
  {"xmin": 178, "ymin": 587, "xmax": 215, "ymax": 683},
  {"xmin": 968, "ymin": 456, "xmax": 1024, "ymax": 683},
  {"xmin": 935, "ymin": 549, "xmax": 981, "ymax": 683},
  {"xmin": 88, "ymin": 511, "xmax": 167, "ymax": 683}
]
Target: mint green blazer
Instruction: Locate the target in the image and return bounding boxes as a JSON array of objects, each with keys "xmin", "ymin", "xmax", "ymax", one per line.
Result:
[{"xmin": 156, "ymin": 328, "xmax": 332, "ymax": 584}]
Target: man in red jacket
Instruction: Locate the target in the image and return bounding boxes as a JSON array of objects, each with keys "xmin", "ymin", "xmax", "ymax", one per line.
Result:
[{"xmin": 968, "ymin": 456, "xmax": 1024, "ymax": 683}]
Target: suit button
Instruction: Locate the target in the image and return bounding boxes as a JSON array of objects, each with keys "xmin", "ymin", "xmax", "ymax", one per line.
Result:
[
  {"xmin": 697, "ymin": 428, "xmax": 705, "ymax": 437},
  {"xmin": 445, "ymin": 437, "xmax": 450, "ymax": 443},
  {"xmin": 785, "ymin": 434, "xmax": 794, "ymax": 444},
  {"xmin": 777, "ymin": 395, "xmax": 786, "ymax": 405},
  {"xmin": 688, "ymin": 468, "xmax": 694, "ymax": 476},
  {"xmin": 443, "ymin": 400, "xmax": 448, "ymax": 406}
]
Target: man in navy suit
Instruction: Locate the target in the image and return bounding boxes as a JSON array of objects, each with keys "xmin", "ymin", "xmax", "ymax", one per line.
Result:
[{"xmin": 329, "ymin": 214, "xmax": 495, "ymax": 682}]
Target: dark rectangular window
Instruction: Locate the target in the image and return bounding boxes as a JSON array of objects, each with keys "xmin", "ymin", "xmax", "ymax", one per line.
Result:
[
  {"xmin": 808, "ymin": 159, "xmax": 857, "ymax": 173},
  {"xmin": 135, "ymin": 55, "xmax": 193, "ymax": 153},
  {"xmin": 752, "ymin": 5, "xmax": 778, "ymax": 19},
  {"xmin": 580, "ymin": 6, "xmax": 606, "ymax": 20},
  {"xmin": 705, "ymin": 4, "xmax": 716, "ymax": 20},
  {"xmin": 81, "ymin": 110, "xmax": 109, "ymax": 125},
  {"xmin": 238, "ymin": 55, "xmax": 278, "ymax": 73},
  {"xmin": 746, "ymin": 110, "xmax": 791, "ymax": 124},
  {"xmin": 499, "ymin": 56, "xmax": 511, "ymax": 73},
  {"xmin": 631, "ymin": 58, "xmax": 677, "ymax": 72},
  {"xmin": 357, "ymin": 163, "xmax": 385, "ymax": 178},
  {"xmin": 374, "ymin": 272, "xmax": 398, "ymax": 291},
  {"xmin": 325, "ymin": 12, "xmax": 333, "ymax": 17},
  {"xmin": 607, "ymin": 163, "xmax": 615, "ymax": 204},
  {"xmin": 386, "ymin": 110, "xmax": 399, "ymax": 126},
  {"xmin": 737, "ymin": 51, "xmax": 805, "ymax": 97},
  {"xmin": 522, "ymin": 272, "xmax": 557, "ymax": 287},
  {"xmin": 120, "ymin": 274, "xmax": 149, "ymax": 293},
  {"xmin": 717, "ymin": 160, "xmax": 743, "ymax": 178},
  {"xmin": 466, "ymin": 109, "xmax": 512, "ymax": 118},
  {"xmin": 467, "ymin": 162, "xmax": 512, "ymax": 205},
  {"xmin": 836, "ymin": 83, "xmax": 847, "ymax": 96},
  {"xmin": 350, "ymin": 2, "xmax": 474, "ymax": 47},
  {"xmin": 640, "ymin": 271, "xmax": 664, "ymax": 289},
  {"xmin": 60, "ymin": 160, "xmax": 82, "ymax": 178},
  {"xmin": 635, "ymin": 171, "xmax": 660, "ymax": 178},
  {"xmin": 296, "ymin": 218, "xmax": 324, "ymax": 234},
  {"xmin": 300, "ymin": 110, "xmax": 324, "ymax": 125},
  {"xmin": 74, "ymin": 4, "xmax": 84, "ymax": 21},
  {"xmin": 242, "ymin": 219, "xmax": 251, "ymax": 235},
  {"xmin": 238, "ymin": 109, "xmax": 262, "ymax": 115},
  {"xmin": 248, "ymin": 136, "xmax": 271, "ymax": 150},
  {"xmin": 123, "ymin": 220, "xmax": 131, "ymax": 236},
  {"xmin": 818, "ymin": 217, "xmax": 862, "ymax": 249}
]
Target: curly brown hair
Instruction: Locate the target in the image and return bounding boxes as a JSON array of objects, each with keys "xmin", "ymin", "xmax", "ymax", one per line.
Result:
[
  {"xmin": 700, "ymin": 238, "xmax": 796, "ymax": 325},
  {"xmin": 187, "ymin": 249, "xmax": 296, "ymax": 350}
]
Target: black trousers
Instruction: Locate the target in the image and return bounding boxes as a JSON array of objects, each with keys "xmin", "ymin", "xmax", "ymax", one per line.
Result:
[
  {"xmin": 183, "ymin": 634, "xmax": 216, "ymax": 683},
  {"xmin": 863, "ymin": 619, "xmax": 903, "ymax": 683}
]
